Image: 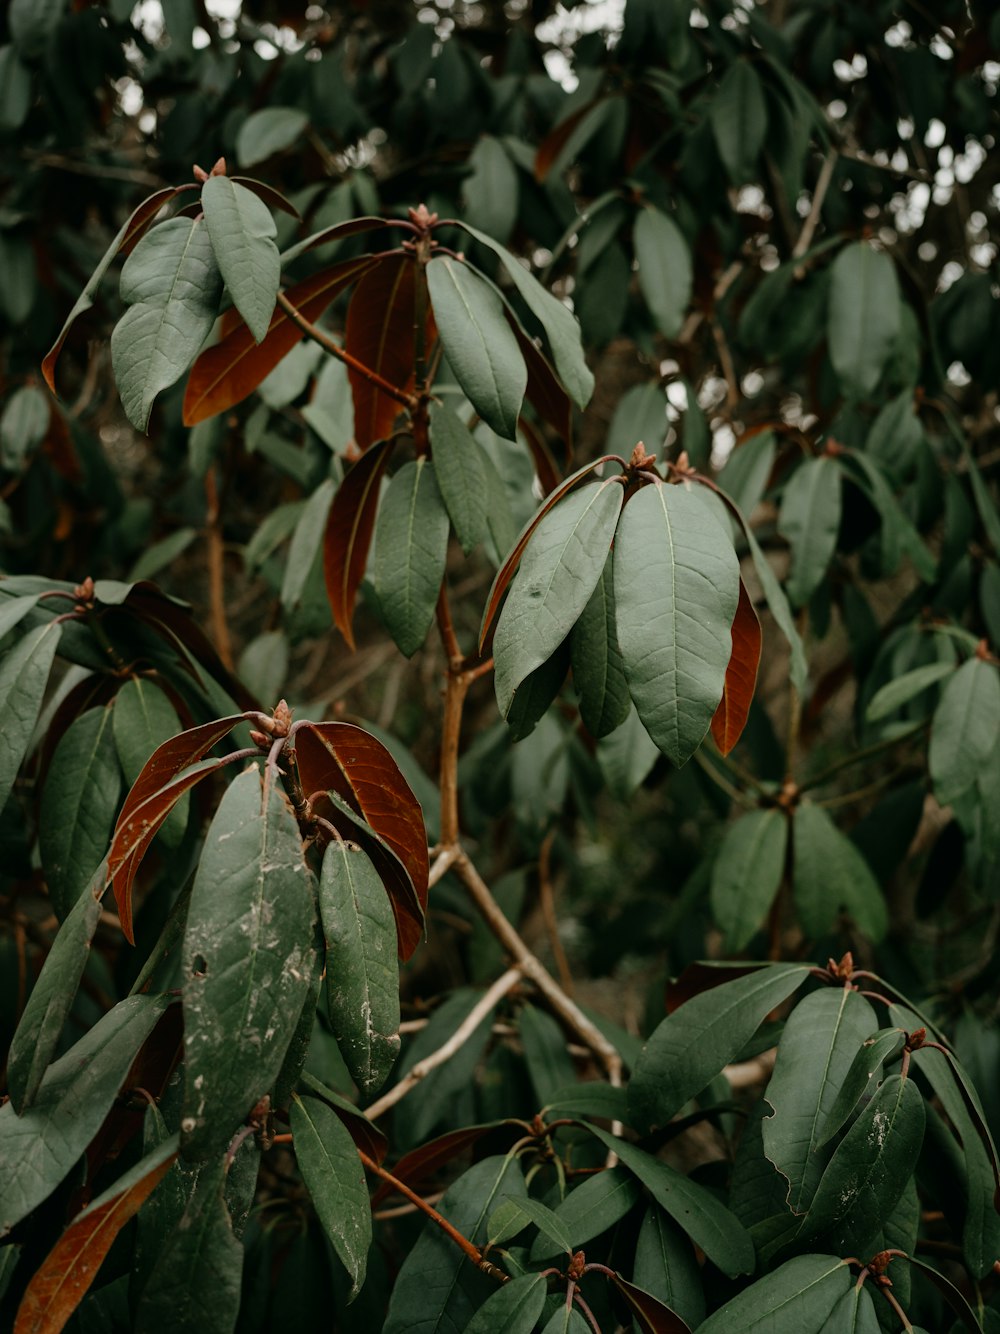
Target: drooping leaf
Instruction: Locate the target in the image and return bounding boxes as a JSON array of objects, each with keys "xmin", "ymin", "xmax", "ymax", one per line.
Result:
[
  {"xmin": 716, "ymin": 431, "xmax": 776, "ymax": 520},
  {"xmin": 14, "ymin": 1136, "xmax": 178, "ymax": 1334},
  {"xmin": 493, "ymin": 478, "xmax": 624, "ymax": 716},
  {"xmin": 42, "ymin": 186, "xmax": 188, "ymax": 395},
  {"xmin": 762, "ymin": 988, "xmax": 877, "ymax": 1216},
  {"xmin": 928, "ymin": 655, "xmax": 1000, "ymax": 806},
  {"xmin": 319, "ymin": 839, "xmax": 400, "ymax": 1097},
  {"xmin": 709, "ymin": 59, "xmax": 768, "ymax": 185},
  {"xmin": 281, "ymin": 477, "xmax": 335, "ymax": 614},
  {"xmin": 111, "ymin": 217, "xmax": 223, "ymax": 431},
  {"xmin": 462, "ymin": 135, "xmax": 519, "ymax": 244},
  {"xmin": 740, "ymin": 519, "xmax": 808, "ymax": 690},
  {"xmin": 904, "ymin": 1253, "xmax": 985, "ymax": 1332},
  {"xmin": 5, "ymin": 863, "xmax": 106, "ymax": 1113},
  {"xmin": 696, "ymin": 1254, "xmax": 851, "ymax": 1333},
  {"xmin": 0, "ymin": 593, "xmax": 40, "ymax": 643},
  {"xmin": 235, "ymin": 106, "xmax": 309, "ymax": 167},
  {"xmin": 201, "ymin": 175, "xmax": 280, "ymax": 344},
  {"xmin": 827, "ymin": 243, "xmax": 901, "ymax": 401},
  {"xmin": 505, "ymin": 642, "xmax": 570, "ymax": 741},
  {"xmin": 711, "ymin": 578, "xmax": 762, "ymax": 755},
  {"xmin": 0, "ymin": 385, "xmax": 50, "ymax": 472},
  {"xmin": 0, "ymin": 994, "xmax": 170, "ymax": 1237},
  {"xmin": 181, "ymin": 767, "xmax": 316, "ymax": 1160},
  {"xmin": 134, "ymin": 1160, "xmax": 244, "ymax": 1334},
  {"xmin": 291, "ymin": 1094, "xmax": 371, "ymax": 1299},
  {"xmin": 629, "ymin": 962, "xmax": 810, "ymax": 1132},
  {"xmin": 633, "ymin": 1205, "xmax": 706, "ymax": 1332},
  {"xmin": 530, "ymin": 1167, "xmax": 641, "ymax": 1260},
  {"xmin": 465, "ymin": 1272, "xmax": 548, "ymax": 1334},
  {"xmin": 611, "ymin": 1274, "xmax": 692, "ymax": 1334},
  {"xmin": 866, "ymin": 661, "xmax": 954, "ymax": 722},
  {"xmin": 597, "ymin": 705, "xmax": 661, "ymax": 798},
  {"xmin": 585, "ymin": 1126, "xmax": 754, "ymax": 1278},
  {"xmin": 322, "ymin": 436, "xmax": 393, "ymax": 649},
  {"xmin": 344, "ymin": 253, "xmax": 421, "ymax": 450},
  {"xmin": 816, "ymin": 1028, "xmax": 904, "ymax": 1148},
  {"xmin": 487, "ymin": 1196, "xmax": 574, "ymax": 1254},
  {"xmin": 508, "ymin": 314, "xmax": 574, "ymax": 451},
  {"xmin": 455, "ymin": 221, "xmax": 593, "ymax": 409},
  {"xmin": 804, "ymin": 1075, "xmax": 925, "ymax": 1243},
  {"xmin": 710, "ymin": 807, "xmax": 788, "ymax": 952},
  {"xmin": 373, "ymin": 459, "xmax": 450, "ymax": 657},
  {"xmin": 426, "ymin": 254, "xmax": 526, "ymax": 439},
  {"xmin": 777, "ymin": 457, "xmax": 841, "ymax": 608},
  {"xmin": 293, "ymin": 721, "xmax": 428, "ymax": 959},
  {"xmin": 383, "ymin": 1155, "xmax": 527, "ymax": 1334},
  {"xmin": 614, "ymin": 482, "xmax": 740, "ymax": 766},
  {"xmin": 570, "ymin": 552, "xmax": 631, "ymax": 739},
  {"xmin": 633, "ymin": 207, "xmax": 693, "ymax": 340},
  {"xmin": 300, "ymin": 1072, "xmax": 389, "ymax": 1166},
  {"xmin": 39, "ymin": 703, "xmax": 122, "ymax": 920},
  {"xmin": 792, "ymin": 803, "xmax": 888, "ymax": 942},
  {"xmin": 0, "ymin": 620, "xmax": 62, "ymax": 814},
  {"xmin": 429, "ymin": 399, "xmax": 489, "ymax": 555},
  {"xmin": 182, "ymin": 254, "xmax": 379, "ymax": 425}
]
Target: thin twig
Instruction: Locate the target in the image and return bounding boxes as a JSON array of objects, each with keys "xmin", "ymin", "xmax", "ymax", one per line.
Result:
[
  {"xmin": 204, "ymin": 468, "xmax": 234, "ymax": 671},
  {"xmin": 437, "ymin": 666, "xmax": 470, "ymax": 847},
  {"xmin": 792, "ymin": 149, "xmax": 837, "ymax": 267},
  {"xmin": 428, "ymin": 845, "xmax": 459, "ymax": 888},
  {"xmin": 366, "ymin": 967, "xmax": 523, "ymax": 1120}
]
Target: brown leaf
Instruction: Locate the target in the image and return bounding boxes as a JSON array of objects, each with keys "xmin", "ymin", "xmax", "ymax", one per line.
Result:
[
  {"xmin": 322, "ymin": 436, "xmax": 394, "ymax": 648},
  {"xmin": 666, "ymin": 962, "xmax": 762, "ymax": 1014},
  {"xmin": 518, "ymin": 417, "xmax": 561, "ymax": 499},
  {"xmin": 710, "ymin": 577, "xmax": 761, "ymax": 756},
  {"xmin": 294, "ymin": 721, "xmax": 428, "ymax": 960},
  {"xmin": 534, "ymin": 99, "xmax": 602, "ymax": 182},
  {"xmin": 610, "ymin": 1274, "xmax": 692, "ymax": 1334},
  {"xmin": 182, "ymin": 254, "xmax": 380, "ymax": 425},
  {"xmin": 507, "ymin": 313, "xmax": 573, "ymax": 455},
  {"xmin": 230, "ymin": 176, "xmax": 302, "ymax": 219},
  {"xmin": 345, "ymin": 254, "xmax": 420, "ymax": 450},
  {"xmin": 15, "ymin": 1150, "xmax": 177, "ymax": 1334},
  {"xmin": 107, "ymin": 716, "xmax": 245, "ymax": 941}
]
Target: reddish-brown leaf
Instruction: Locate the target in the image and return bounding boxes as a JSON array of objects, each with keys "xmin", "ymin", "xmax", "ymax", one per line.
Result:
[
  {"xmin": 710, "ymin": 578, "xmax": 761, "ymax": 756},
  {"xmin": 15, "ymin": 1148, "xmax": 177, "ymax": 1334},
  {"xmin": 302, "ymin": 1074, "xmax": 388, "ymax": 1164},
  {"xmin": 230, "ymin": 176, "xmax": 301, "ymax": 219},
  {"xmin": 345, "ymin": 254, "xmax": 420, "ymax": 450},
  {"xmin": 508, "ymin": 314, "xmax": 573, "ymax": 455},
  {"xmin": 42, "ymin": 185, "xmax": 192, "ymax": 395},
  {"xmin": 534, "ymin": 99, "xmax": 602, "ymax": 182},
  {"xmin": 322, "ymin": 436, "xmax": 394, "ymax": 648},
  {"xmin": 370, "ymin": 1120, "xmax": 530, "ymax": 1206},
  {"xmin": 518, "ymin": 417, "xmax": 561, "ymax": 499},
  {"xmin": 610, "ymin": 1275, "xmax": 692, "ymax": 1334},
  {"xmin": 665, "ymin": 962, "xmax": 762, "ymax": 1014},
  {"xmin": 280, "ymin": 216, "xmax": 396, "ymax": 266},
  {"xmin": 478, "ymin": 454, "xmax": 626, "ymax": 653},
  {"xmin": 182, "ymin": 254, "xmax": 380, "ymax": 425},
  {"xmin": 294, "ymin": 721, "xmax": 429, "ymax": 960},
  {"xmin": 107, "ymin": 716, "xmax": 244, "ymax": 941}
]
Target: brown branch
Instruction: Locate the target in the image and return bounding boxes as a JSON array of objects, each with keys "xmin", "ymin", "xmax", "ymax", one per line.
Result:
[
  {"xmin": 437, "ymin": 664, "xmax": 470, "ymax": 848},
  {"xmin": 276, "ymin": 292, "xmax": 416, "ymax": 410},
  {"xmin": 365, "ymin": 967, "xmax": 523, "ymax": 1120},
  {"xmin": 793, "ymin": 148, "xmax": 837, "ymax": 268},
  {"xmin": 204, "ymin": 468, "xmax": 234, "ymax": 672}
]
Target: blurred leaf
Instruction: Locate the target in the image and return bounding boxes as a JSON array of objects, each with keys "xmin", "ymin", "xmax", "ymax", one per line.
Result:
[
  {"xmin": 792, "ymin": 803, "xmax": 888, "ymax": 942},
  {"xmin": 463, "ymin": 136, "xmax": 519, "ymax": 244},
  {"xmin": 777, "ymin": 458, "xmax": 841, "ymax": 608},
  {"xmin": 0, "ymin": 621, "xmax": 62, "ymax": 814},
  {"xmin": 235, "ymin": 107, "xmax": 309, "ymax": 167},
  {"xmin": 633, "ymin": 208, "xmax": 692, "ymax": 340},
  {"xmin": 866, "ymin": 661, "xmax": 953, "ymax": 722},
  {"xmin": 0, "ymin": 385, "xmax": 49, "ymax": 471},
  {"xmin": 281, "ymin": 477, "xmax": 335, "ymax": 613},
  {"xmin": 827, "ymin": 244, "xmax": 901, "ymax": 401},
  {"xmin": 710, "ymin": 60, "xmax": 768, "ymax": 185},
  {"xmin": 710, "ymin": 807, "xmax": 787, "ymax": 952},
  {"xmin": 928, "ymin": 656, "xmax": 1000, "ymax": 806},
  {"xmin": 597, "ymin": 705, "xmax": 660, "ymax": 798}
]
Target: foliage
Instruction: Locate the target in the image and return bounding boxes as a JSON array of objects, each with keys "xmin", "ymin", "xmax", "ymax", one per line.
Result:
[{"xmin": 1, "ymin": 0, "xmax": 1000, "ymax": 1331}]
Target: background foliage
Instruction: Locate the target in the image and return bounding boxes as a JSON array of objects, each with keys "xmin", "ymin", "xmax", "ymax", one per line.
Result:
[{"xmin": 1, "ymin": 0, "xmax": 999, "ymax": 1331}]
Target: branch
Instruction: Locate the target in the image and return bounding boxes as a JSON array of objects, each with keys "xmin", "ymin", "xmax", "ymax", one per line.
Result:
[
  {"xmin": 366, "ymin": 967, "xmax": 523, "ymax": 1120},
  {"xmin": 204, "ymin": 467, "xmax": 234, "ymax": 671},
  {"xmin": 792, "ymin": 148, "xmax": 837, "ymax": 267},
  {"xmin": 276, "ymin": 292, "xmax": 416, "ymax": 410}
]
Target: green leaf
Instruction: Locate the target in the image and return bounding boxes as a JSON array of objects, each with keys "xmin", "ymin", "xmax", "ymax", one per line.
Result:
[
  {"xmin": 0, "ymin": 993, "xmax": 169, "ymax": 1237},
  {"xmin": 111, "ymin": 217, "xmax": 223, "ymax": 432},
  {"xmin": 39, "ymin": 703, "xmax": 122, "ymax": 920},
  {"xmin": 427, "ymin": 255, "xmax": 527, "ymax": 439},
  {"xmin": 633, "ymin": 1205, "xmax": 706, "ymax": 1331},
  {"xmin": 629, "ymin": 963, "xmax": 810, "ymax": 1132},
  {"xmin": 709, "ymin": 60, "xmax": 768, "ymax": 185},
  {"xmin": 827, "ymin": 243, "xmax": 901, "ymax": 401},
  {"xmin": 792, "ymin": 803, "xmax": 889, "ymax": 942},
  {"xmin": 697, "ymin": 1254, "xmax": 850, "ymax": 1333},
  {"xmin": 429, "ymin": 400, "xmax": 489, "ymax": 555},
  {"xmin": 318, "ymin": 839, "xmax": 400, "ymax": 1098},
  {"xmin": 129, "ymin": 526, "xmax": 199, "ymax": 582},
  {"xmin": 741, "ymin": 521, "xmax": 807, "ymax": 690},
  {"xmin": 614, "ymin": 483, "xmax": 740, "ymax": 766},
  {"xmin": 0, "ymin": 385, "xmax": 49, "ymax": 471},
  {"xmin": 597, "ymin": 705, "xmax": 660, "ymax": 797},
  {"xmin": 282, "ymin": 477, "xmax": 335, "ymax": 613},
  {"xmin": 487, "ymin": 1196, "xmax": 574, "ymax": 1254},
  {"xmin": 607, "ymin": 381, "xmax": 668, "ymax": 458},
  {"xmin": 0, "ymin": 593, "xmax": 40, "ymax": 643},
  {"xmin": 633, "ymin": 207, "xmax": 693, "ymax": 340},
  {"xmin": 135, "ymin": 1160, "xmax": 244, "ymax": 1334},
  {"xmin": 6, "ymin": 863, "xmax": 106, "ymax": 1112},
  {"xmin": 710, "ymin": 808, "xmax": 788, "ymax": 952},
  {"xmin": 465, "ymin": 1272, "xmax": 548, "ymax": 1334},
  {"xmin": 9, "ymin": 0, "xmax": 66, "ymax": 60},
  {"xmin": 866, "ymin": 662, "xmax": 954, "ymax": 722},
  {"xmin": 570, "ymin": 550, "xmax": 631, "ymax": 740},
  {"xmin": 291, "ymin": 1094, "xmax": 371, "ymax": 1299},
  {"xmin": 463, "ymin": 135, "xmax": 519, "ymax": 244},
  {"xmin": 541, "ymin": 1081, "xmax": 628, "ymax": 1121},
  {"xmin": 929, "ymin": 656, "xmax": 1000, "ymax": 806},
  {"xmin": 817, "ymin": 1029, "xmax": 905, "ymax": 1148},
  {"xmin": 518, "ymin": 1001, "xmax": 577, "ymax": 1107},
  {"xmin": 454, "ymin": 222, "xmax": 594, "ymax": 409},
  {"xmin": 777, "ymin": 457, "xmax": 841, "ymax": 608},
  {"xmin": 584, "ymin": 1125, "xmax": 754, "ymax": 1278},
  {"xmin": 235, "ymin": 106, "xmax": 309, "ymax": 167},
  {"xmin": 181, "ymin": 767, "xmax": 316, "ymax": 1160},
  {"xmin": 201, "ymin": 175, "xmax": 280, "ymax": 343},
  {"xmin": 762, "ymin": 989, "xmax": 877, "ymax": 1216},
  {"xmin": 494, "ymin": 479, "xmax": 623, "ymax": 716},
  {"xmin": 717, "ymin": 432, "xmax": 776, "ymax": 520},
  {"xmin": 0, "ymin": 620, "xmax": 61, "ymax": 814},
  {"xmin": 804, "ymin": 1075, "xmax": 925, "ymax": 1242},
  {"xmin": 540, "ymin": 1306, "xmax": 591, "ymax": 1334},
  {"xmin": 505, "ymin": 642, "xmax": 569, "ymax": 741},
  {"xmin": 0, "ymin": 45, "xmax": 32, "ymax": 131},
  {"xmin": 383, "ymin": 1155, "xmax": 527, "ymax": 1334},
  {"xmin": 530, "ymin": 1167, "xmax": 640, "ymax": 1260},
  {"xmin": 373, "ymin": 459, "xmax": 450, "ymax": 657}
]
